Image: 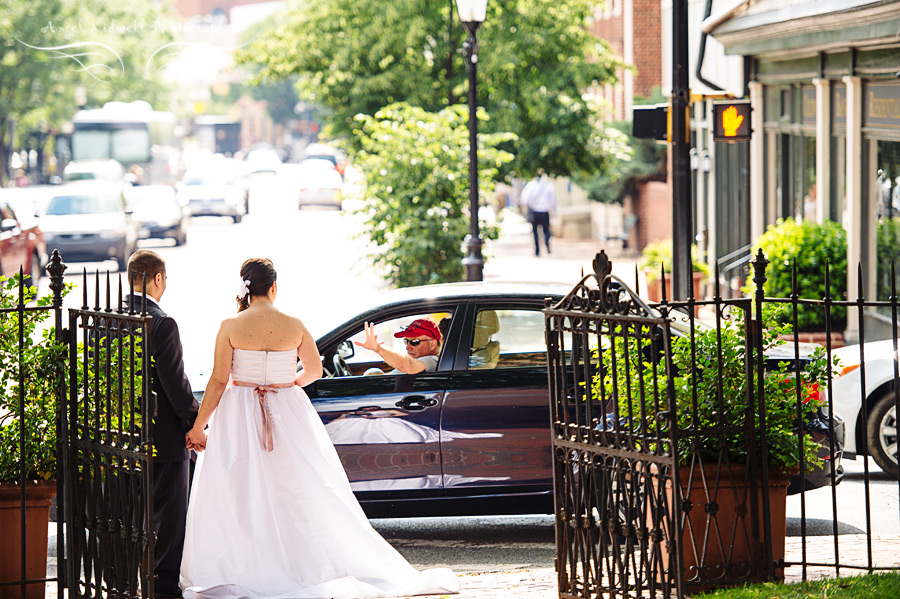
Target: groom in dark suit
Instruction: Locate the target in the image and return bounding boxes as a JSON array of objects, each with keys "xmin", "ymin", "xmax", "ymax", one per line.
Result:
[{"xmin": 127, "ymin": 249, "xmax": 199, "ymax": 598}]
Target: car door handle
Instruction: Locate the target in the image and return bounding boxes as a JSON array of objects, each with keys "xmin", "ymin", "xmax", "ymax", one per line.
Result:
[{"xmin": 395, "ymin": 395, "xmax": 438, "ymax": 411}]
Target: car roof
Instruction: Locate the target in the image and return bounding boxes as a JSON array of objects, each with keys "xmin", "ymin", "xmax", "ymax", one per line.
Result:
[
  {"xmin": 370, "ymin": 281, "xmax": 572, "ymax": 303},
  {"xmin": 51, "ymin": 180, "xmax": 124, "ymax": 195},
  {"xmin": 64, "ymin": 159, "xmax": 124, "ymax": 171}
]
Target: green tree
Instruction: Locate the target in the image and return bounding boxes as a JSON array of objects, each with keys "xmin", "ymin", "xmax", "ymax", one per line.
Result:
[
  {"xmin": 352, "ymin": 103, "xmax": 514, "ymax": 287},
  {"xmin": 238, "ymin": 0, "xmax": 624, "ymax": 178},
  {"xmin": 0, "ymin": 0, "xmax": 174, "ymax": 183}
]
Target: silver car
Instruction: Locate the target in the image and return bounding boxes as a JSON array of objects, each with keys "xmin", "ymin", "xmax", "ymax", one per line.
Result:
[
  {"xmin": 41, "ymin": 182, "xmax": 138, "ymax": 271},
  {"xmin": 177, "ymin": 170, "xmax": 247, "ymax": 223},
  {"xmin": 127, "ymin": 185, "xmax": 189, "ymax": 246}
]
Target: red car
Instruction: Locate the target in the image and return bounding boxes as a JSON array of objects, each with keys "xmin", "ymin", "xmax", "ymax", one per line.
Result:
[{"xmin": 0, "ymin": 197, "xmax": 46, "ymax": 285}]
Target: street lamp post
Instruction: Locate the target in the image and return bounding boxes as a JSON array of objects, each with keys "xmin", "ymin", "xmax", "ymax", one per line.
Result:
[{"xmin": 456, "ymin": 0, "xmax": 487, "ymax": 282}]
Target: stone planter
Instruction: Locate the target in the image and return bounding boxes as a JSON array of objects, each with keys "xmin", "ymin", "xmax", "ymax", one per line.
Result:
[{"xmin": 0, "ymin": 480, "xmax": 56, "ymax": 599}]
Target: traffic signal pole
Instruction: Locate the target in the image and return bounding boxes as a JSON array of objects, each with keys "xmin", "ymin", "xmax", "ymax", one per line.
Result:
[{"xmin": 671, "ymin": 0, "xmax": 692, "ymax": 302}]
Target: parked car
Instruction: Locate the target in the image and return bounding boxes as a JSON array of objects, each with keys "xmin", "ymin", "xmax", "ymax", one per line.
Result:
[
  {"xmin": 126, "ymin": 185, "xmax": 189, "ymax": 246},
  {"xmin": 0, "ymin": 197, "xmax": 46, "ymax": 284},
  {"xmin": 297, "ymin": 159, "xmax": 344, "ymax": 210},
  {"xmin": 831, "ymin": 340, "xmax": 899, "ymax": 473},
  {"xmin": 63, "ymin": 159, "xmax": 126, "ymax": 183},
  {"xmin": 248, "ymin": 282, "xmax": 839, "ymax": 518},
  {"xmin": 177, "ymin": 170, "xmax": 247, "ymax": 223},
  {"xmin": 40, "ymin": 182, "xmax": 138, "ymax": 271}
]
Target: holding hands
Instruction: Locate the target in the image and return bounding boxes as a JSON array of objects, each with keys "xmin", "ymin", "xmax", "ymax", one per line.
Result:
[
  {"xmin": 186, "ymin": 427, "xmax": 208, "ymax": 452},
  {"xmin": 354, "ymin": 322, "xmax": 382, "ymax": 353}
]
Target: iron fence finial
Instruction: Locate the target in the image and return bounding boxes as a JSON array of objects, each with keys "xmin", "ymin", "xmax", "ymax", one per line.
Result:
[{"xmin": 47, "ymin": 250, "xmax": 67, "ymax": 308}]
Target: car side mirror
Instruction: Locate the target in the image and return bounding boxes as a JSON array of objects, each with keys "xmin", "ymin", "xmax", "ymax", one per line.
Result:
[
  {"xmin": 337, "ymin": 340, "xmax": 355, "ymax": 359},
  {"xmin": 0, "ymin": 218, "xmax": 18, "ymax": 233}
]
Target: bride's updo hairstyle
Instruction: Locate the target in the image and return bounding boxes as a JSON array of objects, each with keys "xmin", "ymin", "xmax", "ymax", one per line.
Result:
[{"xmin": 237, "ymin": 258, "xmax": 277, "ymax": 312}]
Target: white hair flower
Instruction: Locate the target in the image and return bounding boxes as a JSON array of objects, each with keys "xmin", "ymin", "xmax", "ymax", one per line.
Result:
[{"xmin": 236, "ymin": 277, "xmax": 251, "ymax": 300}]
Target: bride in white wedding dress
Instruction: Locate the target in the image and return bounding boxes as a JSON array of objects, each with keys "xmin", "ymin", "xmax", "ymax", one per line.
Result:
[{"xmin": 180, "ymin": 258, "xmax": 459, "ymax": 599}]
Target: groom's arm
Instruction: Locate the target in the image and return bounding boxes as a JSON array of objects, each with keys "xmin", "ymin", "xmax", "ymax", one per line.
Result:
[{"xmin": 153, "ymin": 317, "xmax": 200, "ymax": 432}]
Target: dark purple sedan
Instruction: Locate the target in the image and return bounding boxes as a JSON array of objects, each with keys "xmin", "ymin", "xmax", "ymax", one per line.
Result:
[{"xmin": 306, "ymin": 281, "xmax": 571, "ymax": 518}]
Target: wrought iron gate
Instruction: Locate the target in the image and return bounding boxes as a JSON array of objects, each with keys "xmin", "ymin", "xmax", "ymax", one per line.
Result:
[
  {"xmin": 62, "ymin": 271, "xmax": 155, "ymax": 599},
  {"xmin": 546, "ymin": 252, "xmax": 774, "ymax": 598}
]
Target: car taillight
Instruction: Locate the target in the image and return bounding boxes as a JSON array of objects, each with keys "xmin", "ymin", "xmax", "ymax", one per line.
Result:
[{"xmin": 839, "ymin": 364, "xmax": 861, "ymax": 377}]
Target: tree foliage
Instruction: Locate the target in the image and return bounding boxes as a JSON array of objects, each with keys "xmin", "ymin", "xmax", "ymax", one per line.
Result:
[
  {"xmin": 0, "ymin": 0, "xmax": 174, "ymax": 182},
  {"xmin": 571, "ymin": 120, "xmax": 667, "ymax": 203},
  {"xmin": 352, "ymin": 103, "xmax": 514, "ymax": 287},
  {"xmin": 238, "ymin": 0, "xmax": 625, "ymax": 178},
  {"xmin": 749, "ymin": 218, "xmax": 848, "ymax": 331}
]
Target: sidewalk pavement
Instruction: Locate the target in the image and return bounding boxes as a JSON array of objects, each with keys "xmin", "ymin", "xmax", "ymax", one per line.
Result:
[
  {"xmin": 400, "ymin": 532, "xmax": 900, "ymax": 599},
  {"xmin": 483, "ymin": 211, "xmax": 641, "ymax": 288}
]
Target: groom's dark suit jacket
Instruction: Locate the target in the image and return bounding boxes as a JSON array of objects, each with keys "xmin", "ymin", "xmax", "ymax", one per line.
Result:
[{"xmin": 127, "ymin": 294, "xmax": 199, "ymax": 462}]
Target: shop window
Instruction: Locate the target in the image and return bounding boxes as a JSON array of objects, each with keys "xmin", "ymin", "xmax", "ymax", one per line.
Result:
[
  {"xmin": 874, "ymin": 141, "xmax": 900, "ymax": 309},
  {"xmin": 831, "ymin": 136, "xmax": 846, "ymax": 224}
]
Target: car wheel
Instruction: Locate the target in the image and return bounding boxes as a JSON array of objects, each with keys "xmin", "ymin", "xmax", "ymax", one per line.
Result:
[
  {"xmin": 866, "ymin": 392, "xmax": 899, "ymax": 473},
  {"xmin": 232, "ymin": 213, "xmax": 243, "ymax": 224},
  {"xmin": 26, "ymin": 252, "xmax": 42, "ymax": 287},
  {"xmin": 117, "ymin": 252, "xmax": 128, "ymax": 272},
  {"xmin": 175, "ymin": 228, "xmax": 187, "ymax": 246}
]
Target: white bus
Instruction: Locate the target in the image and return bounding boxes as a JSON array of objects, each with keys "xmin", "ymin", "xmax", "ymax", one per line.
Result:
[{"xmin": 72, "ymin": 101, "xmax": 181, "ymax": 185}]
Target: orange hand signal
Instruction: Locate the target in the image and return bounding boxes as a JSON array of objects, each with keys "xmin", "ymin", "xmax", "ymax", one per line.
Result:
[{"xmin": 722, "ymin": 105, "xmax": 744, "ymax": 137}]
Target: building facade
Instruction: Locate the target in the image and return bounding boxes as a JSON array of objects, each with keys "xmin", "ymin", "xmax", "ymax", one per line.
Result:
[{"xmin": 709, "ymin": 0, "xmax": 900, "ymax": 340}]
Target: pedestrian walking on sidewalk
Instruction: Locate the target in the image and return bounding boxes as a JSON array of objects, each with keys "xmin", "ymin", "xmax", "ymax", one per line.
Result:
[{"xmin": 521, "ymin": 174, "xmax": 557, "ymax": 256}]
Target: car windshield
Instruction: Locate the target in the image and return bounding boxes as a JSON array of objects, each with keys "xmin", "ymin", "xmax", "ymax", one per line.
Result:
[{"xmin": 47, "ymin": 194, "xmax": 119, "ymax": 215}]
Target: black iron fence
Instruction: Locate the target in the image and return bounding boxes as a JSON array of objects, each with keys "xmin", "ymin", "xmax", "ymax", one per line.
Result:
[
  {"xmin": 63, "ymin": 270, "xmax": 155, "ymax": 599},
  {"xmin": 546, "ymin": 250, "xmax": 900, "ymax": 598},
  {"xmin": 1, "ymin": 255, "xmax": 154, "ymax": 599}
]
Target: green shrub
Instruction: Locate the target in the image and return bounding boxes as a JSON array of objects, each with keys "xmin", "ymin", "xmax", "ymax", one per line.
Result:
[
  {"xmin": 591, "ymin": 305, "xmax": 833, "ymax": 471},
  {"xmin": 750, "ymin": 218, "xmax": 847, "ymax": 331}
]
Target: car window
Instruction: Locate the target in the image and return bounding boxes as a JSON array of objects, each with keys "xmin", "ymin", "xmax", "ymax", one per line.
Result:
[
  {"xmin": 46, "ymin": 194, "xmax": 120, "ymax": 215},
  {"xmin": 468, "ymin": 308, "xmax": 546, "ymax": 369},
  {"xmin": 337, "ymin": 311, "xmax": 453, "ymax": 376}
]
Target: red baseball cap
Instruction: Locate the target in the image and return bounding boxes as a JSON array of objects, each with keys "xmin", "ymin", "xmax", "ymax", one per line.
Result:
[{"xmin": 394, "ymin": 319, "xmax": 441, "ymax": 341}]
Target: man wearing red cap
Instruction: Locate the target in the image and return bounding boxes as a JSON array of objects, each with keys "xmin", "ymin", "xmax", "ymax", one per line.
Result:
[{"xmin": 356, "ymin": 318, "xmax": 442, "ymax": 374}]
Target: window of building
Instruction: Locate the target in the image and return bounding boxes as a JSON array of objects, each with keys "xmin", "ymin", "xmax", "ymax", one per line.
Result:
[{"xmin": 873, "ymin": 140, "xmax": 900, "ymax": 307}]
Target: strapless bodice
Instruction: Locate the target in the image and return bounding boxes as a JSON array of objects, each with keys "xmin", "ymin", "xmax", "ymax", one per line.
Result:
[{"xmin": 231, "ymin": 349, "xmax": 297, "ymax": 385}]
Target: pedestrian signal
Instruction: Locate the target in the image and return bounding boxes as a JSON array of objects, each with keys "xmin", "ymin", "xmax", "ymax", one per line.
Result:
[
  {"xmin": 712, "ymin": 100, "xmax": 752, "ymax": 142},
  {"xmin": 632, "ymin": 104, "xmax": 668, "ymax": 141}
]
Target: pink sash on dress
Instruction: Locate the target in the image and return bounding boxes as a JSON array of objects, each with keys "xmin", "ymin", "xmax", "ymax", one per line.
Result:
[{"xmin": 231, "ymin": 381, "xmax": 294, "ymax": 452}]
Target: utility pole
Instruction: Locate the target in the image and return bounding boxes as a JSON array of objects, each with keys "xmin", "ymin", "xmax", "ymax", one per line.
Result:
[{"xmin": 671, "ymin": 0, "xmax": 693, "ymax": 301}]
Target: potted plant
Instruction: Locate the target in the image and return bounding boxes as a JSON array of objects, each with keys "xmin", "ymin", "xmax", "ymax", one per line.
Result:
[
  {"xmin": 592, "ymin": 304, "xmax": 834, "ymax": 586},
  {"xmin": 749, "ymin": 218, "xmax": 847, "ymax": 342},
  {"xmin": 0, "ymin": 274, "xmax": 67, "ymax": 599},
  {"xmin": 639, "ymin": 239, "xmax": 711, "ymax": 310}
]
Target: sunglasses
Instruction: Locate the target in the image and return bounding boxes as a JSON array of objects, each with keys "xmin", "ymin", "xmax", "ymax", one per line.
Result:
[{"xmin": 404, "ymin": 338, "xmax": 430, "ymax": 346}]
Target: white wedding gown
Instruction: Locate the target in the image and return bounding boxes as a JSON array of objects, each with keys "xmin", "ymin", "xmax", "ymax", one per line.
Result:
[{"xmin": 180, "ymin": 349, "xmax": 459, "ymax": 599}]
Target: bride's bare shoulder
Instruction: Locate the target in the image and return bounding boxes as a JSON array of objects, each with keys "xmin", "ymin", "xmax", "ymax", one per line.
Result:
[{"xmin": 217, "ymin": 315, "xmax": 240, "ymax": 333}]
